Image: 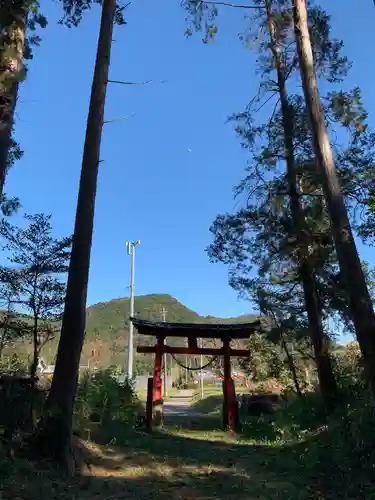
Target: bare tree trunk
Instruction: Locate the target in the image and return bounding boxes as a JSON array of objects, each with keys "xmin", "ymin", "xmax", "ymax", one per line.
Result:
[
  {"xmin": 292, "ymin": 0, "xmax": 375, "ymax": 404},
  {"xmin": 37, "ymin": 0, "xmax": 116, "ymax": 469},
  {"xmin": 0, "ymin": 328, "xmax": 6, "ymax": 360},
  {"xmin": 30, "ymin": 317, "xmax": 38, "ymax": 379},
  {"xmin": 266, "ymin": 0, "xmax": 337, "ymax": 405},
  {"xmin": 280, "ymin": 335, "xmax": 302, "ymax": 397},
  {"xmin": 0, "ymin": 0, "xmax": 27, "ymax": 197}
]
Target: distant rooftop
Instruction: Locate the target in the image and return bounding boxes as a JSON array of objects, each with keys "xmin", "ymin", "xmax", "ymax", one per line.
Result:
[{"xmin": 131, "ymin": 317, "xmax": 261, "ymax": 339}]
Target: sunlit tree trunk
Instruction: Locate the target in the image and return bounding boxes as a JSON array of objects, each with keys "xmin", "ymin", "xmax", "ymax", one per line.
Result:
[
  {"xmin": 38, "ymin": 0, "xmax": 116, "ymax": 470},
  {"xmin": 265, "ymin": 0, "xmax": 337, "ymax": 405},
  {"xmin": 0, "ymin": 0, "xmax": 27, "ymax": 197},
  {"xmin": 293, "ymin": 0, "xmax": 375, "ymax": 403}
]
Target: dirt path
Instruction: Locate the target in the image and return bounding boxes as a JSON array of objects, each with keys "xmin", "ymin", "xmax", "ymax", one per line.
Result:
[{"xmin": 164, "ymin": 389, "xmax": 204, "ymax": 418}]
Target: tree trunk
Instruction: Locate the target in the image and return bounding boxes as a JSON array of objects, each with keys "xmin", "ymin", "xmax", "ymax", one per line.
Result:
[
  {"xmin": 37, "ymin": 0, "xmax": 116, "ymax": 468},
  {"xmin": 0, "ymin": 327, "xmax": 6, "ymax": 360},
  {"xmin": 30, "ymin": 317, "xmax": 38, "ymax": 379},
  {"xmin": 293, "ymin": 0, "xmax": 375, "ymax": 404},
  {"xmin": 281, "ymin": 335, "xmax": 302, "ymax": 397},
  {"xmin": 265, "ymin": 0, "xmax": 338, "ymax": 405},
  {"xmin": 0, "ymin": 0, "xmax": 27, "ymax": 197}
]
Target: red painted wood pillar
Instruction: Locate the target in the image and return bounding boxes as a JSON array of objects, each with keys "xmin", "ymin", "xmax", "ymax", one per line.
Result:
[
  {"xmin": 152, "ymin": 335, "xmax": 164, "ymax": 426},
  {"xmin": 145, "ymin": 376, "xmax": 153, "ymax": 431}
]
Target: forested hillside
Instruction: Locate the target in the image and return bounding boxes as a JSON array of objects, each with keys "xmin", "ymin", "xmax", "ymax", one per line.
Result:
[{"xmin": 30, "ymin": 293, "xmax": 258, "ymax": 370}]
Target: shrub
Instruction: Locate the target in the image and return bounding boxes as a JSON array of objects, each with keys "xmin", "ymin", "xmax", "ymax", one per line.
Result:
[
  {"xmin": 241, "ymin": 383, "xmax": 375, "ymax": 496},
  {"xmin": 241, "ymin": 391, "xmax": 327, "ymax": 442},
  {"xmin": 333, "ymin": 342, "xmax": 365, "ymax": 393},
  {"xmin": 0, "ymin": 354, "xmax": 28, "ymax": 377},
  {"xmin": 74, "ymin": 368, "xmax": 141, "ymax": 442}
]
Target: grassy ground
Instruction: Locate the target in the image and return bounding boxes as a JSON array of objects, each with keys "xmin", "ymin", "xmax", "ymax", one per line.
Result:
[
  {"xmin": 136, "ymin": 387, "xmax": 182, "ymax": 404},
  {"xmin": 192, "ymin": 384, "xmax": 250, "ymax": 415},
  {"xmin": 1, "ymin": 389, "xmax": 374, "ymax": 500},
  {"xmin": 0, "ymin": 422, "xmax": 315, "ymax": 500}
]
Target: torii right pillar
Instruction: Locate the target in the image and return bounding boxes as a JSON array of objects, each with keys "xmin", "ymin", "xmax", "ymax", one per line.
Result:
[{"xmin": 222, "ymin": 337, "xmax": 239, "ymax": 432}]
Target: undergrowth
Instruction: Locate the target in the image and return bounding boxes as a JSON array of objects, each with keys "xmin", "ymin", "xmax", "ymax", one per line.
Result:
[
  {"xmin": 1, "ymin": 359, "xmax": 375, "ymax": 499},
  {"xmin": 240, "ymin": 386, "xmax": 375, "ymax": 498},
  {"xmin": 73, "ymin": 368, "xmax": 142, "ymax": 442}
]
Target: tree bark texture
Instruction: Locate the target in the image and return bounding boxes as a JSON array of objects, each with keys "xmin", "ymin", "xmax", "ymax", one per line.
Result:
[
  {"xmin": 293, "ymin": 0, "xmax": 375, "ymax": 403},
  {"xmin": 38, "ymin": 0, "xmax": 117, "ymax": 467},
  {"xmin": 266, "ymin": 0, "xmax": 337, "ymax": 404},
  {"xmin": 0, "ymin": 0, "xmax": 27, "ymax": 197}
]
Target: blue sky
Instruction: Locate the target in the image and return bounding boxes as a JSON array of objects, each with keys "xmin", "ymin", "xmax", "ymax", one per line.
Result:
[{"xmin": 4, "ymin": 0, "xmax": 375, "ymax": 321}]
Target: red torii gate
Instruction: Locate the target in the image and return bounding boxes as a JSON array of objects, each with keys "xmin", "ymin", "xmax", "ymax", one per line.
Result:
[{"xmin": 133, "ymin": 318, "xmax": 261, "ymax": 431}]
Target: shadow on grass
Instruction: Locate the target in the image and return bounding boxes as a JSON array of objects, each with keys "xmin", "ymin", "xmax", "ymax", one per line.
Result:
[
  {"xmin": 0, "ymin": 433, "xmax": 314, "ymax": 500},
  {"xmin": 1, "ymin": 423, "xmax": 374, "ymax": 500},
  {"xmin": 163, "ymin": 414, "xmax": 223, "ymax": 431},
  {"xmin": 2, "ymin": 388, "xmax": 375, "ymax": 500}
]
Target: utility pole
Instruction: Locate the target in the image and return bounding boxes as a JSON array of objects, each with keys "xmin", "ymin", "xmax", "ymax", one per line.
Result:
[
  {"xmin": 126, "ymin": 240, "xmax": 140, "ymax": 380},
  {"xmin": 161, "ymin": 306, "xmax": 168, "ymax": 397}
]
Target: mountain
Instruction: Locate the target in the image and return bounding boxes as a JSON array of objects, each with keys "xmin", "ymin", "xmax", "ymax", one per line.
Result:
[
  {"xmin": 85, "ymin": 293, "xmax": 258, "ymax": 339},
  {"xmin": 81, "ymin": 294, "xmax": 259, "ymax": 370},
  {"xmin": 11, "ymin": 293, "xmax": 258, "ymax": 372}
]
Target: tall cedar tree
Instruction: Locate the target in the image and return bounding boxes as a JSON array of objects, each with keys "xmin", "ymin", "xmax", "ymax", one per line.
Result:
[
  {"xmin": 292, "ymin": 0, "xmax": 375, "ymax": 403},
  {"xmin": 0, "ymin": 0, "xmax": 124, "ymax": 198},
  {"xmin": 185, "ymin": 0, "xmax": 375, "ymax": 401},
  {"xmin": 208, "ymin": 89, "xmax": 375, "ymax": 394},
  {"xmin": 0, "ymin": 0, "xmax": 47, "ymax": 197},
  {"xmin": 37, "ymin": 0, "xmax": 121, "ymax": 471},
  {"xmin": 0, "ymin": 214, "xmax": 71, "ymax": 377},
  {"xmin": 263, "ymin": 0, "xmax": 336, "ymax": 404},
  {"xmin": 183, "ymin": 0, "xmax": 352, "ymax": 404}
]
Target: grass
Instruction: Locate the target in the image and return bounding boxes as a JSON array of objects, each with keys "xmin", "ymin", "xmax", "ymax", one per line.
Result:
[
  {"xmin": 192, "ymin": 385, "xmax": 250, "ymax": 415},
  {"xmin": 136, "ymin": 387, "xmax": 181, "ymax": 404},
  {"xmin": 1, "ymin": 386, "xmax": 375, "ymax": 499},
  {"xmin": 0, "ymin": 423, "xmax": 313, "ymax": 500}
]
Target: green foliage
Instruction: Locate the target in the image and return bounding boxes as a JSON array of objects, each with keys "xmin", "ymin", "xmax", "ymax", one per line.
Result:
[
  {"xmin": 241, "ymin": 384, "xmax": 375, "ymax": 497},
  {"xmin": 59, "ymin": 0, "xmax": 126, "ymax": 27},
  {"xmin": 242, "ymin": 391, "xmax": 327, "ymax": 442},
  {"xmin": 204, "ymin": 3, "xmax": 375, "ymax": 405},
  {"xmin": 0, "ymin": 213, "xmax": 72, "ymax": 374},
  {"xmin": 0, "ymin": 193, "xmax": 20, "ymax": 218},
  {"xmin": 74, "ymin": 368, "xmax": 141, "ymax": 442},
  {"xmin": 332, "ymin": 341, "xmax": 365, "ymax": 392},
  {"xmin": 244, "ymin": 332, "xmax": 284, "ymax": 382},
  {"xmin": 0, "ymin": 352, "xmax": 28, "ymax": 375}
]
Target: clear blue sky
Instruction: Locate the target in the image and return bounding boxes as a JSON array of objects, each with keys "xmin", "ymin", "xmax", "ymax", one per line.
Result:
[{"xmin": 4, "ymin": 0, "xmax": 375, "ymax": 321}]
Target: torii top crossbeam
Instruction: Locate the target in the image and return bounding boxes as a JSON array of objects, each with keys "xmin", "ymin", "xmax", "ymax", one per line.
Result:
[
  {"xmin": 131, "ymin": 317, "xmax": 261, "ymax": 339},
  {"xmin": 132, "ymin": 317, "xmax": 262, "ymax": 357}
]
